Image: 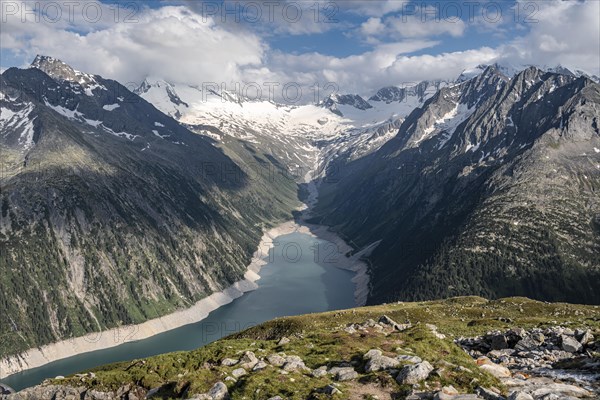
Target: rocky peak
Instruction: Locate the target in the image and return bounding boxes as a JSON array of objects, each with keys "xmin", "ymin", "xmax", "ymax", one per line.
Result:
[
  {"xmin": 369, "ymin": 81, "xmax": 447, "ymax": 104},
  {"xmin": 320, "ymin": 93, "xmax": 372, "ymax": 116},
  {"xmin": 30, "ymin": 55, "xmax": 96, "ymax": 87}
]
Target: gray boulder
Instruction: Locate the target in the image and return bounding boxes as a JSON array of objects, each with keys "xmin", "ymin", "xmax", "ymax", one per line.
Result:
[
  {"xmin": 328, "ymin": 366, "xmax": 358, "ymax": 381},
  {"xmin": 561, "ymin": 335, "xmax": 582, "ymax": 353},
  {"xmin": 282, "ymin": 355, "xmax": 307, "ymax": 372},
  {"xmin": 266, "ymin": 354, "xmax": 286, "ymax": 367},
  {"xmin": 277, "ymin": 337, "xmax": 291, "ymax": 346},
  {"xmin": 312, "ymin": 366, "xmax": 328, "ymax": 378},
  {"xmin": 507, "ymin": 392, "xmax": 533, "ymax": 400},
  {"xmin": 365, "ymin": 354, "xmax": 400, "ymax": 372},
  {"xmin": 379, "ymin": 315, "xmax": 411, "ymax": 331},
  {"xmin": 220, "ymin": 358, "xmax": 238, "ymax": 367},
  {"xmin": 231, "ymin": 368, "xmax": 247, "ymax": 378},
  {"xmin": 252, "ymin": 361, "xmax": 268, "ymax": 371},
  {"xmin": 396, "ymin": 361, "xmax": 434, "ymax": 384},
  {"xmin": 239, "ymin": 351, "xmax": 258, "ymax": 369},
  {"xmin": 201, "ymin": 382, "xmax": 229, "ymax": 400}
]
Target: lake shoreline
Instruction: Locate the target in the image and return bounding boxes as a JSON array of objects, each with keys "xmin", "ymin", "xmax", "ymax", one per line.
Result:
[
  {"xmin": 0, "ymin": 178, "xmax": 371, "ymax": 381},
  {"xmin": 0, "ymin": 220, "xmax": 298, "ymax": 379}
]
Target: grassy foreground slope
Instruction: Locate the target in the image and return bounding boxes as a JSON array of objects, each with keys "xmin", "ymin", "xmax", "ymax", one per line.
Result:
[{"xmin": 47, "ymin": 297, "xmax": 600, "ymax": 399}]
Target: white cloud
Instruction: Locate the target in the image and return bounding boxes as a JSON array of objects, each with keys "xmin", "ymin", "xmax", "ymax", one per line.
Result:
[
  {"xmin": 180, "ymin": 0, "xmax": 348, "ymax": 36},
  {"xmin": 357, "ymin": 5, "xmax": 466, "ymax": 44},
  {"xmin": 1, "ymin": 0, "xmax": 597, "ymax": 104},
  {"xmin": 251, "ymin": 45, "xmax": 498, "ymax": 100},
  {"xmin": 360, "ymin": 17, "xmax": 386, "ymax": 36},
  {"xmin": 1, "ymin": 4, "xmax": 265, "ymax": 86},
  {"xmin": 499, "ymin": 0, "xmax": 600, "ymax": 75}
]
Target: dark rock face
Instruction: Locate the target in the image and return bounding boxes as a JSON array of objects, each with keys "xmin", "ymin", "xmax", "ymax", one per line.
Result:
[
  {"xmin": 369, "ymin": 81, "xmax": 448, "ymax": 104},
  {"xmin": 320, "ymin": 93, "xmax": 373, "ymax": 116},
  {"xmin": 314, "ymin": 65, "xmax": 600, "ymax": 305}
]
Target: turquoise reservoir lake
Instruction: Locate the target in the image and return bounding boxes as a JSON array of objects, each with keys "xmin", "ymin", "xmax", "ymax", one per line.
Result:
[{"xmin": 3, "ymin": 231, "xmax": 356, "ymax": 391}]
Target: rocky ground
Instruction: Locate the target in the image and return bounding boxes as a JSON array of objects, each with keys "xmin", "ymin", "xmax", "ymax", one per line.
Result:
[
  {"xmin": 454, "ymin": 326, "xmax": 599, "ymax": 400},
  {"xmin": 2, "ymin": 297, "xmax": 599, "ymax": 399}
]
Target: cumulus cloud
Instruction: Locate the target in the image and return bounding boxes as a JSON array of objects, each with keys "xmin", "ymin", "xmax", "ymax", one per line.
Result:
[
  {"xmin": 1, "ymin": 0, "xmax": 597, "ymax": 104},
  {"xmin": 498, "ymin": 0, "xmax": 600, "ymax": 75},
  {"xmin": 179, "ymin": 0, "xmax": 349, "ymax": 36},
  {"xmin": 359, "ymin": 11, "xmax": 466, "ymax": 43},
  {"xmin": 1, "ymin": 2, "xmax": 266, "ymax": 85}
]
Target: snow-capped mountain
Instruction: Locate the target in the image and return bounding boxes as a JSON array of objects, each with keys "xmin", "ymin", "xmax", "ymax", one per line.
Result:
[
  {"xmin": 457, "ymin": 62, "xmax": 600, "ymax": 84},
  {"xmin": 135, "ymin": 79, "xmax": 426, "ymax": 173}
]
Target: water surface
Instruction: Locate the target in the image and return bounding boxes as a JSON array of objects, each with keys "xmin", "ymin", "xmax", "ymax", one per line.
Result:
[{"xmin": 3, "ymin": 231, "xmax": 355, "ymax": 391}]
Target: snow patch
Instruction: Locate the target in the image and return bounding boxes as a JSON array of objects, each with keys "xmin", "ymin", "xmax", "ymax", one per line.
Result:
[
  {"xmin": 466, "ymin": 142, "xmax": 481, "ymax": 152},
  {"xmin": 84, "ymin": 83, "xmax": 106, "ymax": 97},
  {"xmin": 102, "ymin": 103, "xmax": 120, "ymax": 111},
  {"xmin": 154, "ymin": 122, "xmax": 165, "ymax": 127},
  {"xmin": 152, "ymin": 130, "xmax": 170, "ymax": 139},
  {"xmin": 103, "ymin": 126, "xmax": 138, "ymax": 141},
  {"xmin": 0, "ymin": 103, "xmax": 37, "ymax": 149}
]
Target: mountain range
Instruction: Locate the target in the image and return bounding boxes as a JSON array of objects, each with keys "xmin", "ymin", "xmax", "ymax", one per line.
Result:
[{"xmin": 1, "ymin": 55, "xmax": 599, "ymax": 362}]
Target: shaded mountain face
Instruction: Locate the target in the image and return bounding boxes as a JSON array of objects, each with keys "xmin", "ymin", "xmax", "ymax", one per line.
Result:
[
  {"xmin": 313, "ymin": 66, "xmax": 600, "ymax": 305},
  {"xmin": 0, "ymin": 57, "xmax": 299, "ymax": 357},
  {"xmin": 320, "ymin": 94, "xmax": 373, "ymax": 116},
  {"xmin": 368, "ymin": 81, "xmax": 449, "ymax": 104}
]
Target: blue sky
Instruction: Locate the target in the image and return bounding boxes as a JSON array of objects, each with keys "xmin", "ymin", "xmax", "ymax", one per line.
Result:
[{"xmin": 1, "ymin": 0, "xmax": 598, "ymax": 99}]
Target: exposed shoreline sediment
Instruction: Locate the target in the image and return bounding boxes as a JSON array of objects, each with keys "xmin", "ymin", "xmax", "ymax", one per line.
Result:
[{"xmin": 0, "ymin": 174, "xmax": 372, "ymax": 380}]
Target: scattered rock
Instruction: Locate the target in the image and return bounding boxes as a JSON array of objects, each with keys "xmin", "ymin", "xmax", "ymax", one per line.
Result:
[
  {"xmin": 277, "ymin": 337, "xmax": 291, "ymax": 346},
  {"xmin": 328, "ymin": 366, "xmax": 358, "ymax": 381},
  {"xmin": 364, "ymin": 349, "xmax": 383, "ymax": 359},
  {"xmin": 475, "ymin": 387, "xmax": 505, "ymax": 400},
  {"xmin": 379, "ymin": 315, "xmax": 411, "ymax": 331},
  {"xmin": 437, "ymin": 386, "xmax": 459, "ymax": 397},
  {"xmin": 320, "ymin": 384, "xmax": 342, "ymax": 395},
  {"xmin": 396, "ymin": 361, "xmax": 434, "ymax": 384},
  {"xmin": 365, "ymin": 353, "xmax": 400, "ymax": 372},
  {"xmin": 239, "ymin": 351, "xmax": 258, "ymax": 369},
  {"xmin": 479, "ymin": 362, "xmax": 511, "ymax": 379},
  {"xmin": 514, "ymin": 336, "xmax": 543, "ymax": 352},
  {"xmin": 578, "ymin": 330, "xmax": 594, "ymax": 345},
  {"xmin": 282, "ymin": 355, "xmax": 307, "ymax": 372},
  {"xmin": 84, "ymin": 389, "xmax": 114, "ymax": 400},
  {"xmin": 266, "ymin": 354, "xmax": 286, "ymax": 367},
  {"xmin": 204, "ymin": 381, "xmax": 229, "ymax": 400},
  {"xmin": 252, "ymin": 361, "xmax": 268, "ymax": 371},
  {"xmin": 344, "ymin": 325, "xmax": 357, "ymax": 334},
  {"xmin": 312, "ymin": 366, "xmax": 328, "ymax": 378},
  {"xmin": 220, "ymin": 358, "xmax": 238, "ymax": 367},
  {"xmin": 426, "ymin": 324, "xmax": 447, "ymax": 339},
  {"xmin": 530, "ymin": 383, "xmax": 592, "ymax": 398},
  {"xmin": 396, "ymin": 355, "xmax": 422, "ymax": 364},
  {"xmin": 231, "ymin": 368, "xmax": 247, "ymax": 378},
  {"xmin": 507, "ymin": 392, "xmax": 533, "ymax": 400},
  {"xmin": 561, "ymin": 335, "xmax": 582, "ymax": 353}
]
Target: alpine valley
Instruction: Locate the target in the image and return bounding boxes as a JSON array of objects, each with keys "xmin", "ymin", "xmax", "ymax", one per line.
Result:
[{"xmin": 1, "ymin": 56, "xmax": 600, "ymax": 399}]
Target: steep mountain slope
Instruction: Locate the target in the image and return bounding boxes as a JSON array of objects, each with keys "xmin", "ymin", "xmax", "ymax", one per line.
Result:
[
  {"xmin": 0, "ymin": 57, "xmax": 300, "ymax": 358},
  {"xmin": 313, "ymin": 66, "xmax": 600, "ymax": 305}
]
